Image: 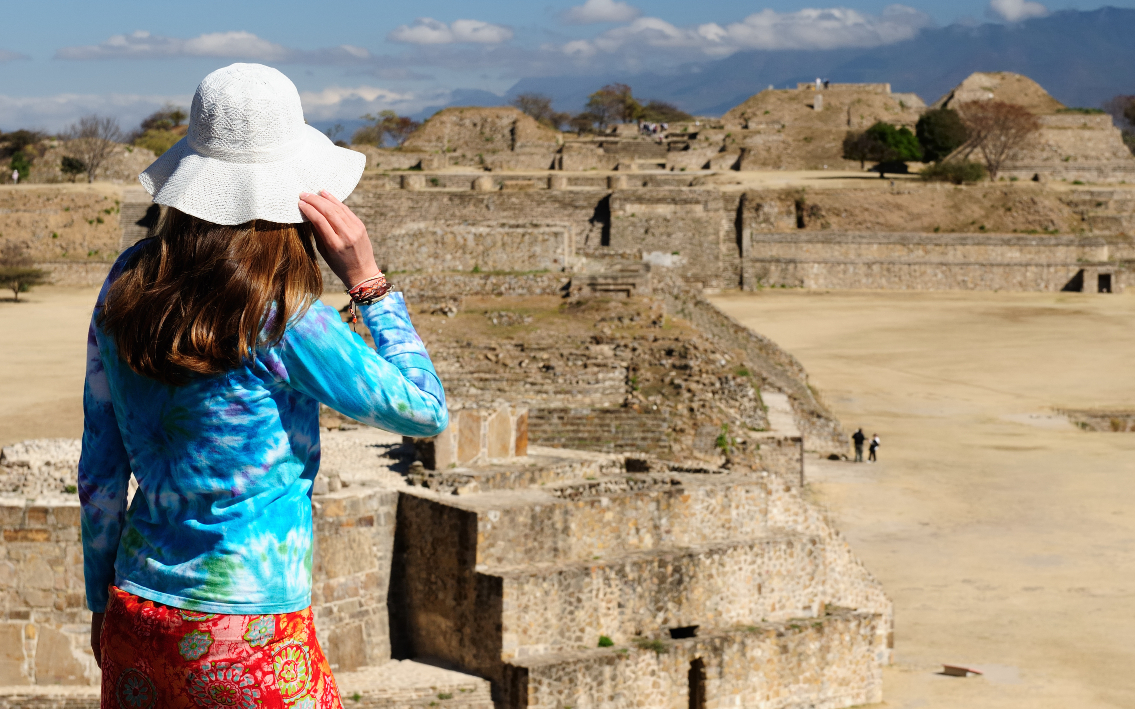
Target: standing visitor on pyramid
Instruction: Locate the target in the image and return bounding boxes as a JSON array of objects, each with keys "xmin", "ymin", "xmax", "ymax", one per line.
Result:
[{"xmin": 78, "ymin": 63, "xmax": 448, "ymax": 707}]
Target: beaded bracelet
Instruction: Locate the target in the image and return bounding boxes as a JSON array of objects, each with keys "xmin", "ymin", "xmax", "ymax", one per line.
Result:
[{"xmin": 345, "ymin": 272, "xmax": 392, "ymax": 323}]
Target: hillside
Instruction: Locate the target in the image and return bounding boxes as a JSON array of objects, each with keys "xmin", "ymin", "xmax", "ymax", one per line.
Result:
[{"xmin": 506, "ymin": 7, "xmax": 1135, "ymax": 116}]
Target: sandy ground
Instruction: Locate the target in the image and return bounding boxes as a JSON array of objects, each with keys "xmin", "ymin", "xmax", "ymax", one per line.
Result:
[
  {"xmin": 711, "ymin": 289, "xmax": 1135, "ymax": 709},
  {"xmin": 0, "ymin": 287, "xmax": 100, "ymax": 447}
]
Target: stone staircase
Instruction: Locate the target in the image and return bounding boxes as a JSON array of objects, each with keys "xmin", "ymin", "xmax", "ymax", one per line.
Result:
[
  {"xmin": 117, "ymin": 187, "xmax": 161, "ymax": 249},
  {"xmin": 1061, "ymin": 189, "xmax": 1135, "ymax": 235},
  {"xmin": 395, "ymin": 446, "xmax": 892, "ymax": 708}
]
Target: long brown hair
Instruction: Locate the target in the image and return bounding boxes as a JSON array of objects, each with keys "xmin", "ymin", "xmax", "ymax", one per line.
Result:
[{"xmin": 100, "ymin": 208, "xmax": 323, "ymax": 386}]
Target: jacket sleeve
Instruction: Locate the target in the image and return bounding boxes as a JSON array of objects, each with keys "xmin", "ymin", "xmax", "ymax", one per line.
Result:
[
  {"xmin": 273, "ymin": 293, "xmax": 448, "ymax": 437},
  {"xmin": 78, "ymin": 309, "xmax": 133, "ymax": 614}
]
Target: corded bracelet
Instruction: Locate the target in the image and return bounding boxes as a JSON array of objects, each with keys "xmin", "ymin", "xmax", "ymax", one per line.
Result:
[{"xmin": 345, "ymin": 272, "xmax": 392, "ymax": 323}]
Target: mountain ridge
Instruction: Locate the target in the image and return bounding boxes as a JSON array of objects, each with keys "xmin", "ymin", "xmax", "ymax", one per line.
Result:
[{"xmin": 505, "ymin": 7, "xmax": 1135, "ymax": 116}]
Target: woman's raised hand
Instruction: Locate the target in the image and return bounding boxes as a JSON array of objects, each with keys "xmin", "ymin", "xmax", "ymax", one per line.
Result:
[{"xmin": 298, "ymin": 191, "xmax": 380, "ymax": 288}]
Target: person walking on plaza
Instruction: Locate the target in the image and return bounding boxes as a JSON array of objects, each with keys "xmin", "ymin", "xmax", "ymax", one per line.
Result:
[
  {"xmin": 869, "ymin": 433, "xmax": 880, "ymax": 462},
  {"xmin": 79, "ymin": 63, "xmax": 448, "ymax": 708},
  {"xmin": 11, "ymin": 168, "xmax": 18, "ymax": 184},
  {"xmin": 852, "ymin": 428, "xmax": 866, "ymax": 462}
]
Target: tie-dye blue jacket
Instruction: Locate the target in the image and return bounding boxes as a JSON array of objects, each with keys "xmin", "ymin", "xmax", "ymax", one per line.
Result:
[{"xmin": 79, "ymin": 249, "xmax": 447, "ymax": 614}]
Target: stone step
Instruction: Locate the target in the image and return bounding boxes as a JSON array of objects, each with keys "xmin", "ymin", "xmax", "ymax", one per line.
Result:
[
  {"xmin": 462, "ymin": 474, "xmax": 778, "ymax": 568},
  {"xmin": 1086, "ymin": 212, "xmax": 1135, "ymax": 232},
  {"xmin": 489, "ymin": 534, "xmax": 826, "ymax": 662},
  {"xmin": 335, "ymin": 659, "xmax": 494, "ymax": 709},
  {"xmin": 501, "ymin": 609, "xmax": 885, "ymax": 709},
  {"xmin": 408, "ymin": 449, "xmax": 621, "ymax": 494},
  {"xmin": 0, "ymin": 688, "xmax": 98, "ymax": 709}
]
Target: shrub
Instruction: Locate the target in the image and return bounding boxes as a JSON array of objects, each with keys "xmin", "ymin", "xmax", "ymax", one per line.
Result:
[
  {"xmin": 916, "ymin": 108, "xmax": 967, "ymax": 162},
  {"xmin": 61, "ymin": 156, "xmax": 86, "ymax": 182},
  {"xmin": 921, "ymin": 160, "xmax": 987, "ymax": 184},
  {"xmin": 133, "ymin": 129, "xmax": 181, "ymax": 157},
  {"xmin": 597, "ymin": 635, "xmax": 614, "ymax": 647}
]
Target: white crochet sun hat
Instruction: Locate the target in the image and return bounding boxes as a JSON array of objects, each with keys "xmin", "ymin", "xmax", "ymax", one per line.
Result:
[{"xmin": 139, "ymin": 63, "xmax": 365, "ymax": 225}]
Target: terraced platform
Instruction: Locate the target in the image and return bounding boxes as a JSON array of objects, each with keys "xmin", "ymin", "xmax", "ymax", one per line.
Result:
[{"xmin": 393, "ymin": 448, "xmax": 892, "ymax": 708}]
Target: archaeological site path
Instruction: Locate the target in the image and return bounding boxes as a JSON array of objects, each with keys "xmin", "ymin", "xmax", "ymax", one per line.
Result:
[{"xmin": 712, "ymin": 289, "xmax": 1135, "ymax": 709}]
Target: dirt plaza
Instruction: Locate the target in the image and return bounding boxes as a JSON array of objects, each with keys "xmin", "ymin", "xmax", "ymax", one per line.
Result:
[{"xmin": 712, "ymin": 289, "xmax": 1135, "ymax": 709}]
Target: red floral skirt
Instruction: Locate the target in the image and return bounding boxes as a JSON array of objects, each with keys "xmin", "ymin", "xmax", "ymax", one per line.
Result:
[{"xmin": 100, "ymin": 586, "xmax": 342, "ymax": 709}]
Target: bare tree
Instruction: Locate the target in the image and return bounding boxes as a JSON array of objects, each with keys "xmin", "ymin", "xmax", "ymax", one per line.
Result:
[
  {"xmin": 510, "ymin": 93, "xmax": 570, "ymax": 130},
  {"xmin": 957, "ymin": 101, "xmax": 1040, "ymax": 180},
  {"xmin": 65, "ymin": 115, "xmax": 123, "ymax": 183}
]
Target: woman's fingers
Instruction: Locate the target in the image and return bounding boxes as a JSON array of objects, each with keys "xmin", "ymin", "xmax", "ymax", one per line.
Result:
[
  {"xmin": 297, "ymin": 199, "xmax": 341, "ymax": 249},
  {"xmin": 300, "ymin": 191, "xmax": 363, "ymax": 244}
]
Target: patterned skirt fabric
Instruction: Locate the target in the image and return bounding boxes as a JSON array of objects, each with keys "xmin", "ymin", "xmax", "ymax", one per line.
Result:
[{"xmin": 100, "ymin": 587, "xmax": 342, "ymax": 709}]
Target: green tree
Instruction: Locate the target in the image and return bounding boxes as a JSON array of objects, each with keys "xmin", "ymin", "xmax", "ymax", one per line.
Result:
[
  {"xmin": 0, "ymin": 243, "xmax": 48, "ymax": 301},
  {"xmin": 842, "ymin": 131, "xmax": 884, "ymax": 169},
  {"xmin": 61, "ymin": 156, "xmax": 86, "ymax": 182},
  {"xmin": 865, "ymin": 122, "xmax": 923, "ymax": 162},
  {"xmin": 843, "ymin": 123, "xmax": 921, "ymax": 177},
  {"xmin": 916, "ymin": 108, "xmax": 968, "ymax": 162},
  {"xmin": 9, "ymin": 151, "xmax": 30, "ymax": 182},
  {"xmin": 585, "ymin": 84, "xmax": 643, "ymax": 128}
]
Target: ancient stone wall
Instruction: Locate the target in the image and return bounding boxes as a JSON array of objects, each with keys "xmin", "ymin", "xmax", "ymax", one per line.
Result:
[
  {"xmin": 0, "ymin": 484, "xmax": 395, "ymax": 686},
  {"xmin": 310, "ymin": 484, "xmax": 398, "ymax": 673},
  {"xmin": 507, "ymin": 610, "xmax": 883, "ymax": 709},
  {"xmin": 0, "ymin": 499, "xmax": 93, "ymax": 687},
  {"xmin": 743, "ymin": 232, "xmax": 1125, "ymax": 292}
]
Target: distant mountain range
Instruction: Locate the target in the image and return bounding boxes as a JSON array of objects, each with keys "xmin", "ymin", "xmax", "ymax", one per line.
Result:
[{"xmin": 505, "ymin": 7, "xmax": 1135, "ymax": 117}]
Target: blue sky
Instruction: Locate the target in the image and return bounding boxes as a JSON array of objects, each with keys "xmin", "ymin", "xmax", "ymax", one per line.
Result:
[{"xmin": 1, "ymin": 0, "xmax": 1132, "ymax": 131}]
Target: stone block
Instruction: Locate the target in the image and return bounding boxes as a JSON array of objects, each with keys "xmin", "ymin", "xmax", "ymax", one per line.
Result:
[
  {"xmin": 486, "ymin": 408, "xmax": 511, "ymax": 459},
  {"xmin": 323, "ymin": 622, "xmax": 367, "ymax": 673},
  {"xmin": 548, "ymin": 174, "xmax": 569, "ymax": 190},
  {"xmin": 0, "ymin": 623, "xmax": 28, "ymax": 684},
  {"xmin": 4, "ymin": 529, "xmax": 51, "ymax": 543},
  {"xmin": 457, "ymin": 410, "xmax": 486, "ymax": 465},
  {"xmin": 514, "ymin": 410, "xmax": 529, "ymax": 458},
  {"xmin": 400, "ymin": 174, "xmax": 425, "ymax": 191},
  {"xmin": 472, "ymin": 175, "xmax": 495, "ymax": 192},
  {"xmin": 34, "ymin": 625, "xmax": 91, "ymax": 685}
]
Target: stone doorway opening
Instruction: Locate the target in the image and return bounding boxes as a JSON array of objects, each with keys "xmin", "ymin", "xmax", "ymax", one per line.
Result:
[
  {"xmin": 1099, "ymin": 273, "xmax": 1113, "ymax": 293},
  {"xmin": 688, "ymin": 658, "xmax": 707, "ymax": 709}
]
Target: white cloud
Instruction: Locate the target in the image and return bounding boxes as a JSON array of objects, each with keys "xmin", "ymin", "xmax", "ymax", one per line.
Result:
[
  {"xmin": 563, "ymin": 4, "xmax": 932, "ymax": 58},
  {"xmin": 0, "ymin": 92, "xmax": 191, "ymax": 132},
  {"xmin": 562, "ymin": 0, "xmax": 642, "ymax": 25},
  {"xmin": 988, "ymin": 0, "xmax": 1049, "ymax": 22},
  {"xmin": 55, "ymin": 30, "xmax": 374, "ymax": 64},
  {"xmin": 0, "ymin": 49, "xmax": 30, "ymax": 62},
  {"xmin": 388, "ymin": 18, "xmax": 514, "ymax": 45},
  {"xmin": 299, "ymin": 85, "xmax": 452, "ymax": 121}
]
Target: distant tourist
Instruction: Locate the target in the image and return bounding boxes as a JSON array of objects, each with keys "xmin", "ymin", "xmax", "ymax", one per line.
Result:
[
  {"xmin": 852, "ymin": 428, "xmax": 866, "ymax": 462},
  {"xmin": 869, "ymin": 434, "xmax": 880, "ymax": 462},
  {"xmin": 79, "ymin": 63, "xmax": 447, "ymax": 707},
  {"xmin": 11, "ymin": 168, "xmax": 18, "ymax": 184},
  {"xmin": 815, "ymin": 77, "xmax": 822, "ymax": 91}
]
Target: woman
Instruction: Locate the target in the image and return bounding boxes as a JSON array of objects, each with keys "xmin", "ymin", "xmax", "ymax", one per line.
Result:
[{"xmin": 78, "ymin": 63, "xmax": 447, "ymax": 708}]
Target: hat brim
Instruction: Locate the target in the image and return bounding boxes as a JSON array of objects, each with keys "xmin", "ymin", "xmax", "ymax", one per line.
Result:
[{"xmin": 139, "ymin": 125, "xmax": 366, "ymax": 225}]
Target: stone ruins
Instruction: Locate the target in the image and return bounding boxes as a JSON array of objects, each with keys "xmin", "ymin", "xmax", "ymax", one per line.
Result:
[{"xmin": 2, "ymin": 67, "xmax": 1133, "ymax": 708}]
